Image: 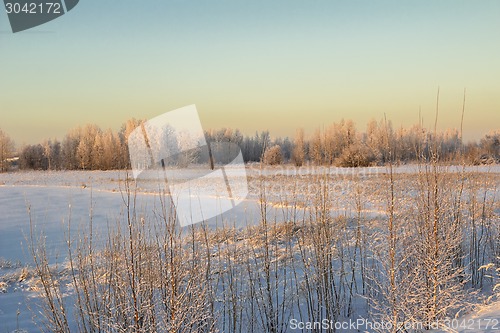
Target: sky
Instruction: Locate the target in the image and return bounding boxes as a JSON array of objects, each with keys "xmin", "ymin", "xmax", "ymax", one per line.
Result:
[{"xmin": 1, "ymin": 0, "xmax": 499, "ymax": 146}]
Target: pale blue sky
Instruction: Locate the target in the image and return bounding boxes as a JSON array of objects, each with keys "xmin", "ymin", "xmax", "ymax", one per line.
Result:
[{"xmin": 1, "ymin": 0, "xmax": 499, "ymax": 144}]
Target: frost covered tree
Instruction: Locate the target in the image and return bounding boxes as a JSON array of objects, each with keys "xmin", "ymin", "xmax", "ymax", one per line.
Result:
[
  {"xmin": 263, "ymin": 145, "xmax": 283, "ymax": 165},
  {"xmin": 336, "ymin": 142, "xmax": 375, "ymax": 167},
  {"xmin": 46, "ymin": 139, "xmax": 62, "ymax": 170},
  {"xmin": 365, "ymin": 118, "xmax": 394, "ymax": 164},
  {"xmin": 393, "ymin": 124, "xmax": 426, "ymax": 162},
  {"xmin": 480, "ymin": 130, "xmax": 500, "ymax": 161},
  {"xmin": 91, "ymin": 132, "xmax": 105, "ymax": 170},
  {"xmin": 240, "ymin": 131, "xmax": 270, "ymax": 162},
  {"xmin": 310, "ymin": 129, "xmax": 323, "ymax": 165},
  {"xmin": 292, "ymin": 128, "xmax": 305, "ymax": 166},
  {"xmin": 119, "ymin": 118, "xmax": 143, "ymax": 168},
  {"xmin": 101, "ymin": 129, "xmax": 121, "ymax": 170},
  {"xmin": 273, "ymin": 136, "xmax": 292, "ymax": 162},
  {"xmin": 19, "ymin": 144, "xmax": 47, "ymax": 170},
  {"xmin": 62, "ymin": 127, "xmax": 82, "ymax": 170},
  {"xmin": 0, "ymin": 128, "xmax": 15, "ymax": 172},
  {"xmin": 323, "ymin": 119, "xmax": 357, "ymax": 164},
  {"xmin": 75, "ymin": 124, "xmax": 100, "ymax": 170}
]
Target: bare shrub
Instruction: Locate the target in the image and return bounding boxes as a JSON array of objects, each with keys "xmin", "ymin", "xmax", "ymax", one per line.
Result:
[{"xmin": 29, "ymin": 181, "xmax": 216, "ymax": 333}]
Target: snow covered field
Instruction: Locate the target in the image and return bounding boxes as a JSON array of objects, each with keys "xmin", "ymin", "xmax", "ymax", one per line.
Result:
[{"xmin": 1, "ymin": 166, "xmax": 499, "ymax": 332}]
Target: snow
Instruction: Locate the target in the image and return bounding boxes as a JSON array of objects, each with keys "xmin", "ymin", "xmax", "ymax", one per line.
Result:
[
  {"xmin": 0, "ymin": 166, "xmax": 499, "ymax": 332},
  {"xmin": 432, "ymin": 301, "xmax": 500, "ymax": 333}
]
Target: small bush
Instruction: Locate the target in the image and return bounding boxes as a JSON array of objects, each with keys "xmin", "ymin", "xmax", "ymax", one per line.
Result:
[
  {"xmin": 262, "ymin": 145, "xmax": 283, "ymax": 165},
  {"xmin": 335, "ymin": 143, "xmax": 375, "ymax": 167}
]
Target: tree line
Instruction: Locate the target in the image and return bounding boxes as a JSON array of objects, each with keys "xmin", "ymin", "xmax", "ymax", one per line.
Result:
[{"xmin": 0, "ymin": 118, "xmax": 498, "ymax": 171}]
